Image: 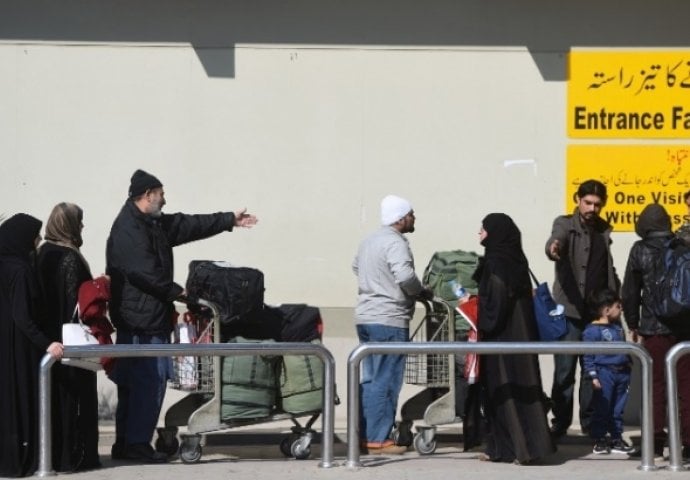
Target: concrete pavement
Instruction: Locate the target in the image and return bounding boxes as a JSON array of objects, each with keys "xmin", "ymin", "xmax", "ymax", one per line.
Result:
[{"xmin": 51, "ymin": 424, "xmax": 685, "ymax": 480}]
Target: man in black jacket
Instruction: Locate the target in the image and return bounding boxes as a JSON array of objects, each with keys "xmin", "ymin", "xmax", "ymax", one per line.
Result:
[
  {"xmin": 622, "ymin": 203, "xmax": 690, "ymax": 459},
  {"xmin": 106, "ymin": 169, "xmax": 257, "ymax": 463}
]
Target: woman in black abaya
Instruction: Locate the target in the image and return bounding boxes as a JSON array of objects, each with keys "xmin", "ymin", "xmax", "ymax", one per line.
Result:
[
  {"xmin": 474, "ymin": 213, "xmax": 555, "ymax": 464},
  {"xmin": 0, "ymin": 214, "xmax": 64, "ymax": 477},
  {"xmin": 37, "ymin": 203, "xmax": 101, "ymax": 471}
]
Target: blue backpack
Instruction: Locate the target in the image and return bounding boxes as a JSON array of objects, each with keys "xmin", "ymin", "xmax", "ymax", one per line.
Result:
[{"xmin": 647, "ymin": 238, "xmax": 690, "ymax": 322}]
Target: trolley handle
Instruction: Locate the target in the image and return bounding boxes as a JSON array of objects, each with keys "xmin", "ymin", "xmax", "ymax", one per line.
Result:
[
  {"xmin": 175, "ymin": 296, "xmax": 221, "ymax": 324},
  {"xmin": 416, "ymin": 296, "xmax": 451, "ymax": 313}
]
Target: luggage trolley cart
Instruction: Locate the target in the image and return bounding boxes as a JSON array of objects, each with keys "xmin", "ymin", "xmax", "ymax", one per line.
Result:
[
  {"xmin": 393, "ymin": 298, "xmax": 460, "ymax": 455},
  {"xmin": 156, "ymin": 299, "xmax": 323, "ymax": 463}
]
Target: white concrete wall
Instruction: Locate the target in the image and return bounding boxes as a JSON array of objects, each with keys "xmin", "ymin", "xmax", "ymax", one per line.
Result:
[
  {"xmin": 2, "ymin": 0, "xmax": 689, "ymax": 307},
  {"xmin": 6, "ymin": 0, "xmax": 682, "ymax": 427}
]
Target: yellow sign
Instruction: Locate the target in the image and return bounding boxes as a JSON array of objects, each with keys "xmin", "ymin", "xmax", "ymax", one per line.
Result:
[
  {"xmin": 568, "ymin": 51, "xmax": 690, "ymax": 138},
  {"xmin": 567, "ymin": 145, "xmax": 690, "ymax": 232}
]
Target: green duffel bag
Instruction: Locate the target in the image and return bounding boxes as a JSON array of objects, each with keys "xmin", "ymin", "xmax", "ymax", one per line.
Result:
[
  {"xmin": 220, "ymin": 337, "xmax": 278, "ymax": 420},
  {"xmin": 278, "ymin": 340, "xmax": 324, "ymax": 414},
  {"xmin": 422, "ymin": 249, "xmax": 482, "ymax": 335}
]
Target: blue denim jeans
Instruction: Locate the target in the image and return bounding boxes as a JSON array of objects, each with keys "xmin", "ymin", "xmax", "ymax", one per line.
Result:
[
  {"xmin": 112, "ymin": 331, "xmax": 173, "ymax": 445},
  {"xmin": 589, "ymin": 367, "xmax": 631, "ymax": 440},
  {"xmin": 356, "ymin": 323, "xmax": 409, "ymax": 443}
]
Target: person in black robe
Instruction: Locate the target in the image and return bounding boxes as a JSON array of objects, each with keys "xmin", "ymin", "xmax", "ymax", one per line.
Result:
[
  {"xmin": 0, "ymin": 213, "xmax": 64, "ymax": 477},
  {"xmin": 36, "ymin": 203, "xmax": 101, "ymax": 472},
  {"xmin": 474, "ymin": 213, "xmax": 556, "ymax": 464}
]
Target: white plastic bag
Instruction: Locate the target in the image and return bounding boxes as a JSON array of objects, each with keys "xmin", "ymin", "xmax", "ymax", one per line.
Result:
[
  {"xmin": 175, "ymin": 323, "xmax": 198, "ymax": 390},
  {"xmin": 61, "ymin": 322, "xmax": 102, "ymax": 371}
]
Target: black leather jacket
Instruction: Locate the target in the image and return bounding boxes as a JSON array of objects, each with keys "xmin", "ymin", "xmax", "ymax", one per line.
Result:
[
  {"xmin": 622, "ymin": 232, "xmax": 675, "ymax": 336},
  {"xmin": 106, "ymin": 201, "xmax": 235, "ymax": 334}
]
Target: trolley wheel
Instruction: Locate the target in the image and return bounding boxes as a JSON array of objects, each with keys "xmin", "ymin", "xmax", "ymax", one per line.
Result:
[
  {"xmin": 179, "ymin": 439, "xmax": 202, "ymax": 464},
  {"xmin": 392, "ymin": 421, "xmax": 413, "ymax": 447},
  {"xmin": 280, "ymin": 435, "xmax": 297, "ymax": 457},
  {"xmin": 290, "ymin": 436, "xmax": 312, "ymax": 460},
  {"xmin": 413, "ymin": 432, "xmax": 437, "ymax": 455},
  {"xmin": 155, "ymin": 433, "xmax": 179, "ymax": 456}
]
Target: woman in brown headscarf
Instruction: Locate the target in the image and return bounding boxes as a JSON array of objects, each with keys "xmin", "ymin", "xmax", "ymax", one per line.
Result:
[
  {"xmin": 36, "ymin": 203, "xmax": 101, "ymax": 472},
  {"xmin": 473, "ymin": 213, "xmax": 556, "ymax": 464}
]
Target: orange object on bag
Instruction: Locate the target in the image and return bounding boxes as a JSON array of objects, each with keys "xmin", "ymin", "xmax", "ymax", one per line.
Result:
[{"xmin": 456, "ymin": 295, "xmax": 479, "ymax": 384}]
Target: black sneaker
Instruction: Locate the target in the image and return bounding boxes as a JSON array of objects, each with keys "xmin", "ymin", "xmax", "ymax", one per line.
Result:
[
  {"xmin": 593, "ymin": 438, "xmax": 610, "ymax": 455},
  {"xmin": 124, "ymin": 443, "xmax": 168, "ymax": 464},
  {"xmin": 683, "ymin": 445, "xmax": 690, "ymax": 461},
  {"xmin": 610, "ymin": 438, "xmax": 635, "ymax": 454}
]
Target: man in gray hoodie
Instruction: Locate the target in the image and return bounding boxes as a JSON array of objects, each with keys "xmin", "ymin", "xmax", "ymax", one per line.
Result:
[{"xmin": 353, "ymin": 194, "xmax": 431, "ymax": 455}]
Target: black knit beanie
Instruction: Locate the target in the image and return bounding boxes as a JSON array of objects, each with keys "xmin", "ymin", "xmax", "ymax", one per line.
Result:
[{"xmin": 128, "ymin": 169, "xmax": 163, "ymax": 198}]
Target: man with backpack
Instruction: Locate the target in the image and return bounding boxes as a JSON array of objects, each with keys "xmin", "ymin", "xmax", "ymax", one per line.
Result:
[
  {"xmin": 622, "ymin": 203, "xmax": 690, "ymax": 460},
  {"xmin": 106, "ymin": 169, "xmax": 258, "ymax": 463},
  {"xmin": 545, "ymin": 179, "xmax": 620, "ymax": 439},
  {"xmin": 352, "ymin": 194, "xmax": 432, "ymax": 455}
]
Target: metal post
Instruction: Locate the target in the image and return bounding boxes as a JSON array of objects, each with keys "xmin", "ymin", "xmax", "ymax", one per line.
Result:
[
  {"xmin": 345, "ymin": 341, "xmax": 654, "ymax": 471},
  {"xmin": 345, "ymin": 345, "xmax": 362, "ymax": 468},
  {"xmin": 319, "ymin": 348, "xmax": 337, "ymax": 468},
  {"xmin": 36, "ymin": 354, "xmax": 57, "ymax": 477},
  {"xmin": 665, "ymin": 341, "xmax": 690, "ymax": 472}
]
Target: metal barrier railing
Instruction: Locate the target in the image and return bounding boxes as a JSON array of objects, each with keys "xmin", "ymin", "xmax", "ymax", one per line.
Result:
[
  {"xmin": 346, "ymin": 341, "xmax": 655, "ymax": 471},
  {"xmin": 665, "ymin": 341, "xmax": 690, "ymax": 472},
  {"xmin": 36, "ymin": 342, "xmax": 337, "ymax": 477}
]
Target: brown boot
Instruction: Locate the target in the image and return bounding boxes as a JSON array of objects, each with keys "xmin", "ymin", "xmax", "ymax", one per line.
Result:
[{"xmin": 361, "ymin": 440, "xmax": 407, "ymax": 455}]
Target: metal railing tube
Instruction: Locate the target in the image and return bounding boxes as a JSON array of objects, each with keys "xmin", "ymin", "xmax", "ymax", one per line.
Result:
[
  {"xmin": 37, "ymin": 354, "xmax": 58, "ymax": 477},
  {"xmin": 37, "ymin": 342, "xmax": 337, "ymax": 476},
  {"xmin": 345, "ymin": 341, "xmax": 654, "ymax": 471},
  {"xmin": 664, "ymin": 341, "xmax": 690, "ymax": 472}
]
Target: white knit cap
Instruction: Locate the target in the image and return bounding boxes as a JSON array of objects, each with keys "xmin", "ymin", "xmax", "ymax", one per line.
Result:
[{"xmin": 380, "ymin": 195, "xmax": 413, "ymax": 226}]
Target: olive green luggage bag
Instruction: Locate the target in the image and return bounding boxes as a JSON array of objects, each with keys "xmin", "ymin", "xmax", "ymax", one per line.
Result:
[
  {"xmin": 220, "ymin": 337, "xmax": 278, "ymax": 420},
  {"xmin": 278, "ymin": 340, "xmax": 324, "ymax": 414}
]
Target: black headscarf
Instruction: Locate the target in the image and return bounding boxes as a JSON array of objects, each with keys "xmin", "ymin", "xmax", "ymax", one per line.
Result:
[
  {"xmin": 0, "ymin": 213, "xmax": 42, "ymax": 260},
  {"xmin": 474, "ymin": 213, "xmax": 530, "ymax": 290}
]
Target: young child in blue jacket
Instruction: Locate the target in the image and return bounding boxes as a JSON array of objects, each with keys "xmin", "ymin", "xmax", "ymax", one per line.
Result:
[{"xmin": 583, "ymin": 288, "xmax": 636, "ymax": 455}]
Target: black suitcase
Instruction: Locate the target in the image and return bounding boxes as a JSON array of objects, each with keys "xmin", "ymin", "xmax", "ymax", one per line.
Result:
[
  {"xmin": 221, "ymin": 303, "xmax": 323, "ymax": 343},
  {"xmin": 186, "ymin": 261, "xmax": 265, "ymax": 326},
  {"xmin": 276, "ymin": 304, "xmax": 322, "ymax": 342}
]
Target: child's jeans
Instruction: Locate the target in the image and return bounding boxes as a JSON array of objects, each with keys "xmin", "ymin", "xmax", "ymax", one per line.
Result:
[{"xmin": 589, "ymin": 365, "xmax": 631, "ymax": 439}]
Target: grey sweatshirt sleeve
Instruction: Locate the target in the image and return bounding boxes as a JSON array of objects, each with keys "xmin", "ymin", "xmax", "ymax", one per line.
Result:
[{"xmin": 387, "ymin": 239, "xmax": 423, "ymax": 296}]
